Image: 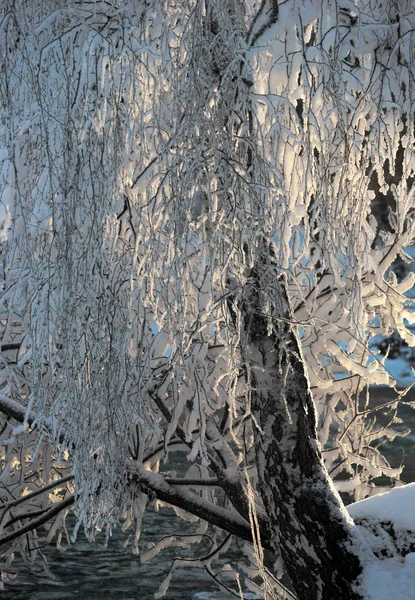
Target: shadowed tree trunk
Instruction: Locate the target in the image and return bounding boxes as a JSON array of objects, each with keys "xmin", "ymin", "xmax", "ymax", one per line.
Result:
[
  {"xmin": 241, "ymin": 267, "xmax": 371, "ymax": 600},
  {"xmin": 2, "ymin": 2, "xmax": 412, "ymax": 597}
]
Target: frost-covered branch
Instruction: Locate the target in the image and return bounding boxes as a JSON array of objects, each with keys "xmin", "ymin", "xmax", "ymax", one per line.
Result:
[
  {"xmin": 129, "ymin": 464, "xmax": 259, "ymax": 547},
  {"xmin": 0, "ymin": 0, "xmax": 414, "ymax": 598},
  {"xmin": 0, "ymin": 495, "xmax": 74, "ymax": 550},
  {"xmin": 0, "ymin": 394, "xmax": 28, "ymax": 424}
]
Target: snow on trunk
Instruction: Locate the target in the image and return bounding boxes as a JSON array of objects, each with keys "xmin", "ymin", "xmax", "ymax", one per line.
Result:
[{"xmin": 242, "ymin": 270, "xmax": 372, "ymax": 600}]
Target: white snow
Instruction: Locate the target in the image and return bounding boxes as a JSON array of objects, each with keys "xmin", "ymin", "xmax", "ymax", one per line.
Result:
[
  {"xmin": 359, "ymin": 555, "xmax": 415, "ymax": 600},
  {"xmin": 348, "ymin": 485, "xmax": 415, "ymax": 599},
  {"xmin": 348, "ymin": 483, "xmax": 415, "ymax": 531}
]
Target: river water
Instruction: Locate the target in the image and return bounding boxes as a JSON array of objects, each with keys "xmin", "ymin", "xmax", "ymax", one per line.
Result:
[
  {"xmin": 2, "ymin": 506, "xmax": 258, "ymax": 600},
  {"xmin": 3, "ymin": 386, "xmax": 415, "ymax": 600}
]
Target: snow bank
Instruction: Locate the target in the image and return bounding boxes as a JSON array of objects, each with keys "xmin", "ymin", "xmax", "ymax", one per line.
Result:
[
  {"xmin": 359, "ymin": 554, "xmax": 415, "ymax": 600},
  {"xmin": 348, "ymin": 484, "xmax": 415, "ymax": 599},
  {"xmin": 348, "ymin": 483, "xmax": 415, "ymax": 530}
]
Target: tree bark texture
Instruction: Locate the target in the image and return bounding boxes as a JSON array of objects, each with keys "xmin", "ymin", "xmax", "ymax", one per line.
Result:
[{"xmin": 242, "ymin": 272, "xmax": 370, "ymax": 600}]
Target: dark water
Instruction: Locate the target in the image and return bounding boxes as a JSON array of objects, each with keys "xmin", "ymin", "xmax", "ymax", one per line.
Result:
[
  {"xmin": 370, "ymin": 386, "xmax": 415, "ymax": 484},
  {"xmin": 3, "ymin": 386, "xmax": 415, "ymax": 600},
  {"xmin": 2, "ymin": 508, "xmax": 253, "ymax": 600}
]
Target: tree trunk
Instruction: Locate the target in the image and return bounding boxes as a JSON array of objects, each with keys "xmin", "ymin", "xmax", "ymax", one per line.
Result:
[{"xmin": 242, "ymin": 272, "xmax": 371, "ymax": 600}]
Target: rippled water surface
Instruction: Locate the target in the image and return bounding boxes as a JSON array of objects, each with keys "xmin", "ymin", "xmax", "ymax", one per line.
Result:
[
  {"xmin": 3, "ymin": 387, "xmax": 415, "ymax": 600},
  {"xmin": 2, "ymin": 507, "xmax": 241, "ymax": 600}
]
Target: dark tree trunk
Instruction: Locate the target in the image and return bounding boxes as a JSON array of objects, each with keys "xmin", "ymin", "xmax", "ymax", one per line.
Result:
[
  {"xmin": 242, "ymin": 272, "xmax": 371, "ymax": 600},
  {"xmin": 196, "ymin": 4, "xmax": 373, "ymax": 597}
]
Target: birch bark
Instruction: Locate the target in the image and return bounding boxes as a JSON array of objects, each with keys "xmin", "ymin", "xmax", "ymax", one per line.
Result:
[{"xmin": 242, "ymin": 270, "xmax": 372, "ymax": 599}]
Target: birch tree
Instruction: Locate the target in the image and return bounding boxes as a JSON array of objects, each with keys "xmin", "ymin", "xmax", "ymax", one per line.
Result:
[{"xmin": 0, "ymin": 1, "xmax": 414, "ymax": 598}]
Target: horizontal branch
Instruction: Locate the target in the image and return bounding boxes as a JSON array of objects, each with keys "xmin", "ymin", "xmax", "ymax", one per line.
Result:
[
  {"xmin": 0, "ymin": 475, "xmax": 74, "ymax": 512},
  {"xmin": 4, "ymin": 503, "xmax": 59, "ymax": 530},
  {"xmin": 0, "ymin": 343, "xmax": 21, "ymax": 352},
  {"xmin": 0, "ymin": 495, "xmax": 74, "ymax": 550},
  {"xmin": 0, "ymin": 394, "xmax": 29, "ymax": 424},
  {"xmin": 151, "ymin": 386, "xmax": 260, "ymax": 529},
  {"xmin": 0, "ymin": 394, "xmax": 65, "ymax": 443},
  {"xmin": 130, "ymin": 464, "xmax": 271, "ymax": 549},
  {"xmin": 164, "ymin": 477, "xmax": 219, "ymax": 486}
]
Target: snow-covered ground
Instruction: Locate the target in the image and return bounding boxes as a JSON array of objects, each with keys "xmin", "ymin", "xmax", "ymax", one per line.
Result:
[
  {"xmin": 196, "ymin": 483, "xmax": 415, "ymax": 600},
  {"xmin": 360, "ymin": 554, "xmax": 415, "ymax": 600},
  {"xmin": 349, "ymin": 483, "xmax": 415, "ymax": 530},
  {"xmin": 348, "ymin": 484, "xmax": 415, "ymax": 600}
]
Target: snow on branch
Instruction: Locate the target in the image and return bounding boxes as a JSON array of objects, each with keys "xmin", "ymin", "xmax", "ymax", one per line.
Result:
[{"xmin": 0, "ymin": 0, "xmax": 414, "ymax": 597}]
